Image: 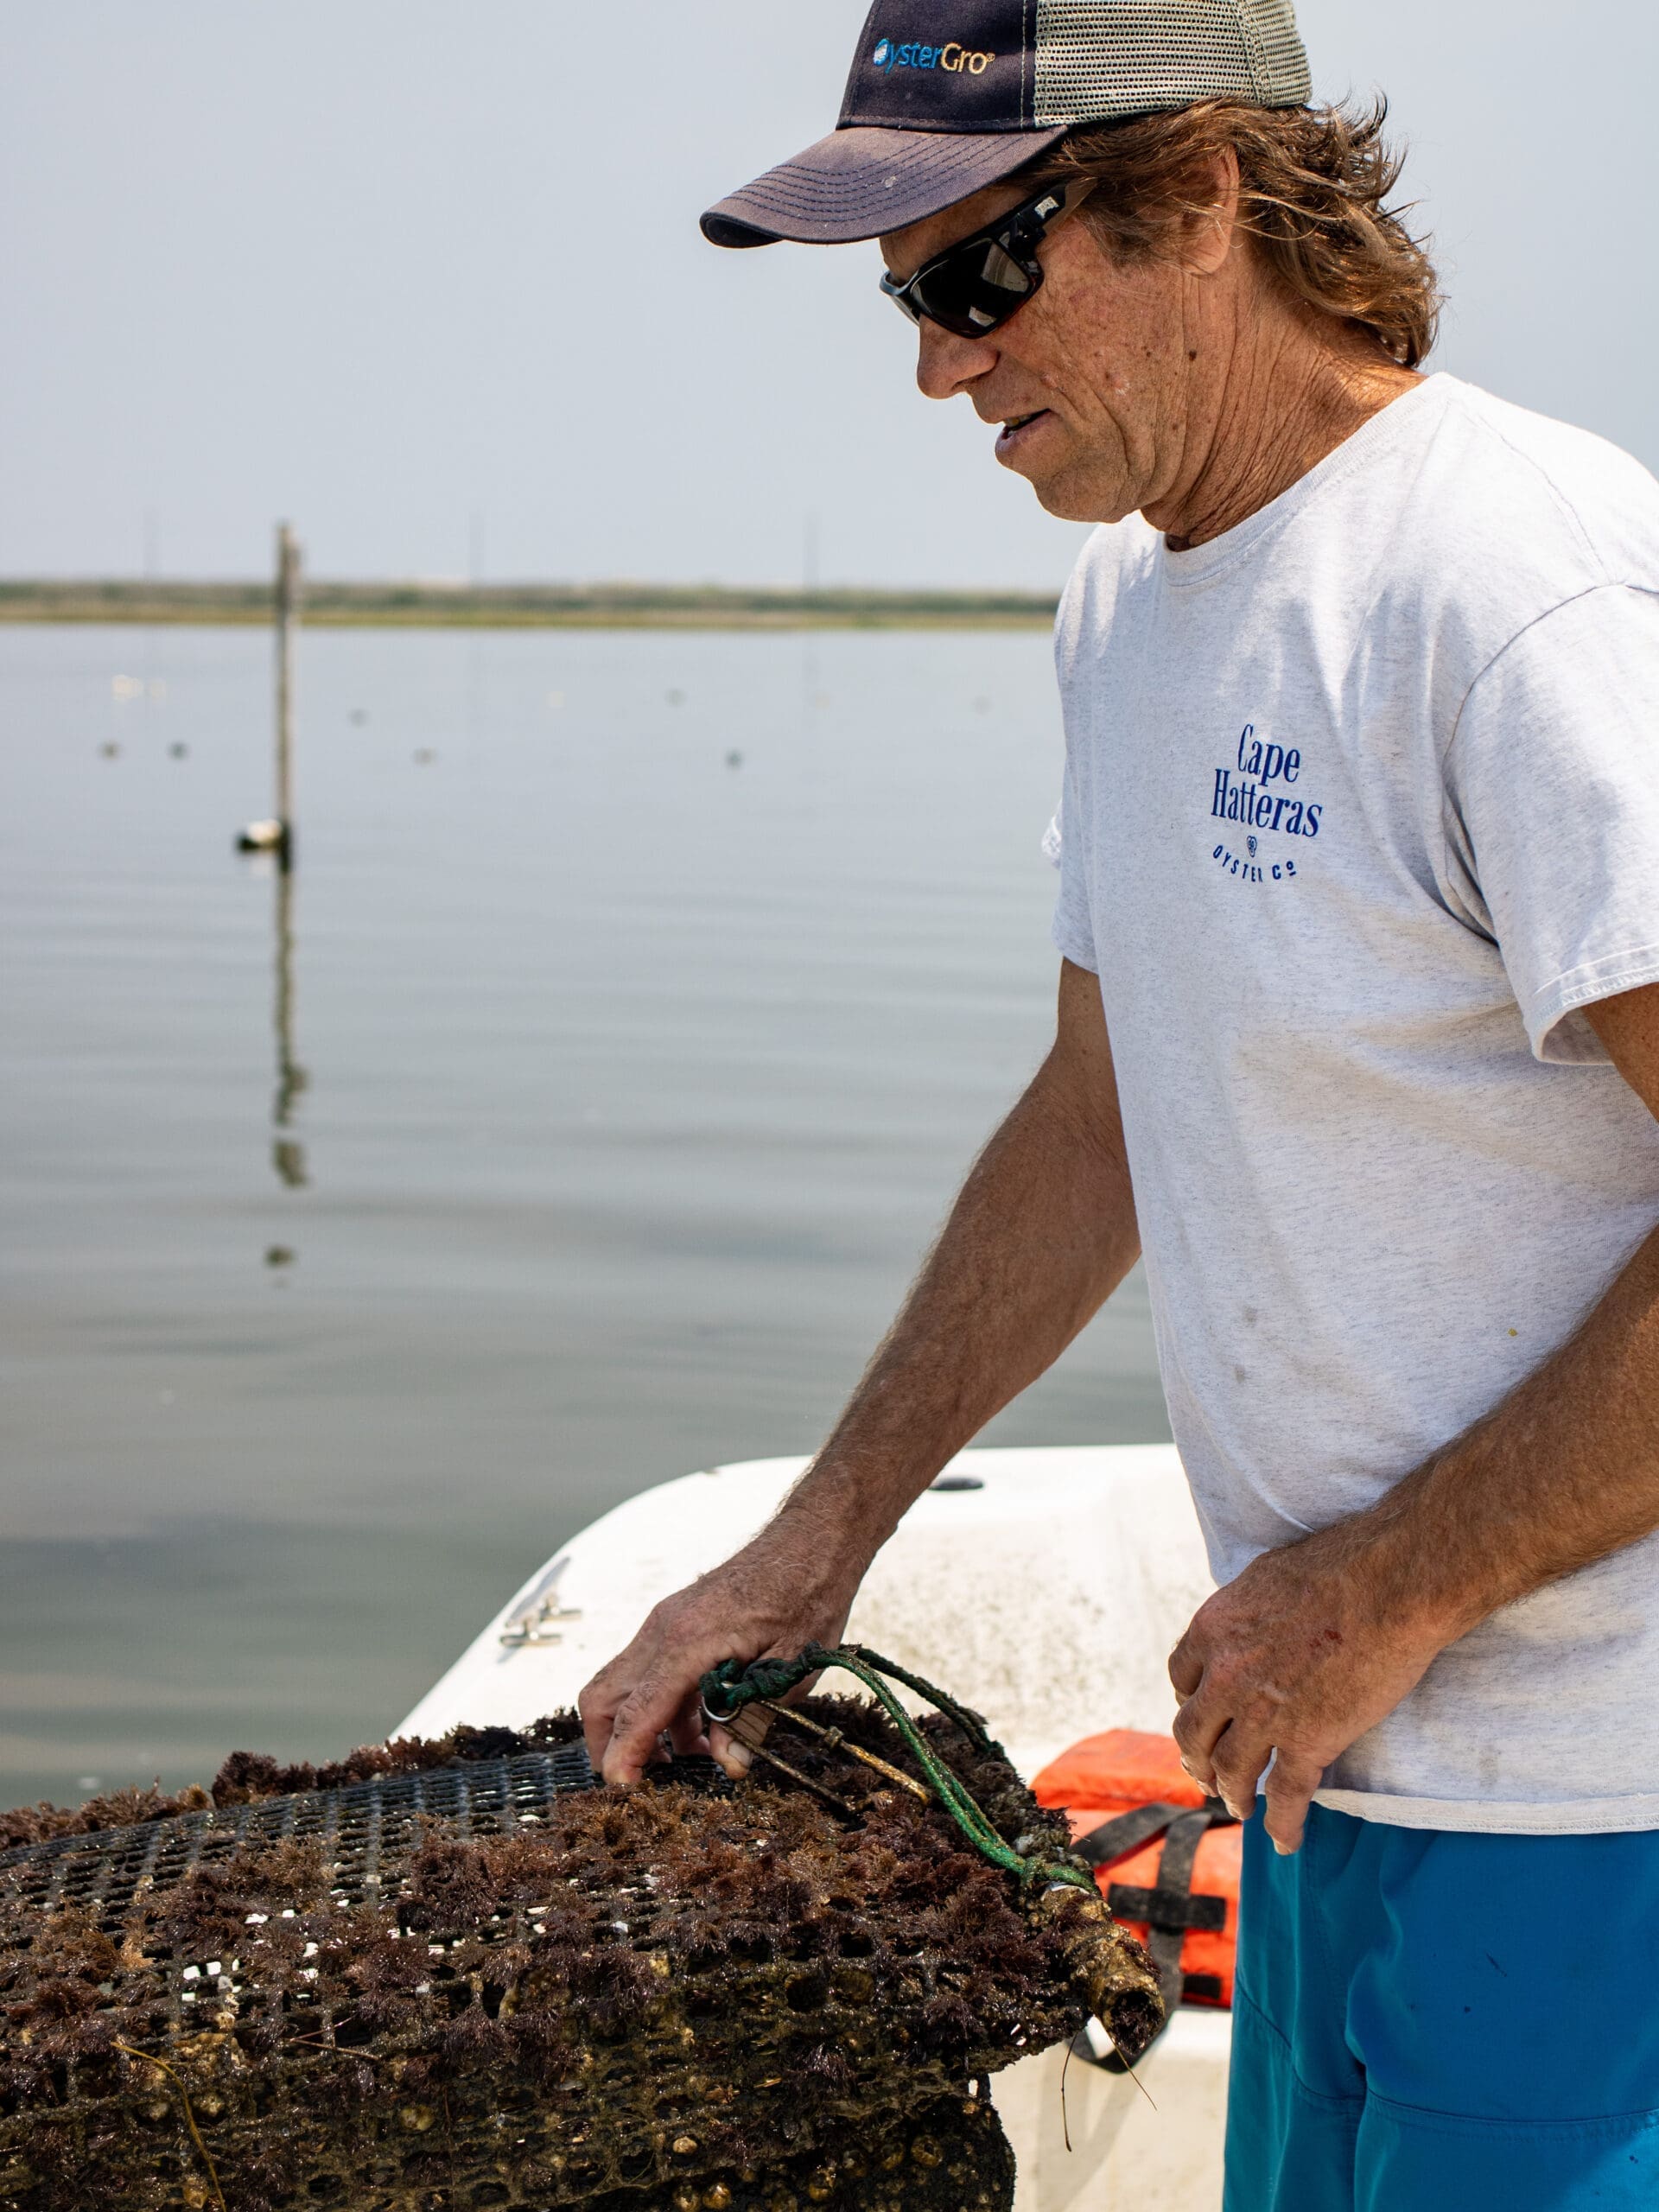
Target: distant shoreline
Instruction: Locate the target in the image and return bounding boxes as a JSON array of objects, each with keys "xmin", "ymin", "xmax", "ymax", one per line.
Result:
[{"xmin": 0, "ymin": 579, "xmax": 1059, "ymax": 632}]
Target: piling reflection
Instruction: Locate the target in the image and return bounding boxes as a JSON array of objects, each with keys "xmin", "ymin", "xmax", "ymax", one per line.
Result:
[{"xmin": 270, "ymin": 857, "xmax": 308, "ymax": 1189}]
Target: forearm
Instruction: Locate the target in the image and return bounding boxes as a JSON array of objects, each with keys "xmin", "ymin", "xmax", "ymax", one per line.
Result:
[
  {"xmin": 1353, "ymin": 1218, "xmax": 1659, "ymax": 1637},
  {"xmin": 1172, "ymin": 984, "xmax": 1659, "ymax": 1849},
  {"xmin": 581, "ymin": 961, "xmax": 1136, "ymax": 1780},
  {"xmin": 784, "ymin": 1042, "xmax": 1140, "ymax": 1567},
  {"xmin": 1173, "ymin": 1213, "xmax": 1659, "ymax": 1843}
]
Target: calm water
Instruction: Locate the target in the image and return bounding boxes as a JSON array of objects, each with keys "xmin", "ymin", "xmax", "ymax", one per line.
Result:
[{"xmin": 0, "ymin": 623, "xmax": 1166, "ymax": 1810}]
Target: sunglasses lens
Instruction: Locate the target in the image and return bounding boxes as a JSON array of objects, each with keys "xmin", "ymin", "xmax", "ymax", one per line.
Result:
[{"xmin": 912, "ymin": 239, "xmax": 1033, "ymax": 338}]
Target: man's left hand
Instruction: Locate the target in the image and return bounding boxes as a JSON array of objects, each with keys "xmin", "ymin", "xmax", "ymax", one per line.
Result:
[{"xmin": 1168, "ymin": 1522, "xmax": 1459, "ymax": 1854}]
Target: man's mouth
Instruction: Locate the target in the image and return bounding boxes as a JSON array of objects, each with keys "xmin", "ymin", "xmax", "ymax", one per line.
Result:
[{"xmin": 995, "ymin": 408, "xmax": 1053, "ymax": 457}]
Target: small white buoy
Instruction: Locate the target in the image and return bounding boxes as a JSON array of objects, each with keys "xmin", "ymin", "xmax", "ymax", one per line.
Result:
[{"xmin": 237, "ymin": 818, "xmax": 284, "ymax": 852}]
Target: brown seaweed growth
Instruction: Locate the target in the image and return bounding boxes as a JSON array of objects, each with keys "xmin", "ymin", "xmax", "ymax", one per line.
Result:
[
  {"xmin": 0, "ymin": 1699, "xmax": 1154, "ymax": 2209},
  {"xmin": 0, "ymin": 1713, "xmax": 588, "ymax": 1847},
  {"xmin": 0, "ymin": 1782, "xmax": 214, "ymax": 1854},
  {"xmin": 207, "ymin": 1713, "xmax": 587, "ymax": 1808}
]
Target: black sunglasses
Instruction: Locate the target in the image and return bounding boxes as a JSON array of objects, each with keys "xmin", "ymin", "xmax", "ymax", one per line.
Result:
[{"xmin": 880, "ymin": 177, "xmax": 1093, "ymax": 340}]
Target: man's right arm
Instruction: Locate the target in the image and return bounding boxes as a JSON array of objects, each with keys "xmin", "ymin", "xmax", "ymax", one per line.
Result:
[{"xmin": 579, "ymin": 957, "xmax": 1141, "ymax": 1781}]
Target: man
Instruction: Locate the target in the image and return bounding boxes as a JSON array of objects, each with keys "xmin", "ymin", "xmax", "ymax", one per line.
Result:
[{"xmin": 582, "ymin": 3, "xmax": 1659, "ymax": 2202}]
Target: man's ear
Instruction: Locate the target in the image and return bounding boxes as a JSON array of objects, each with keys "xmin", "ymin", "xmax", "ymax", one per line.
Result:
[{"xmin": 1181, "ymin": 146, "xmax": 1242, "ymax": 278}]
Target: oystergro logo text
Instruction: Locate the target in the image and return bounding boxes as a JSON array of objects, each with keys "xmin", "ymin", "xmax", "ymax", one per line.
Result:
[{"xmin": 871, "ymin": 37, "xmax": 994, "ymax": 74}]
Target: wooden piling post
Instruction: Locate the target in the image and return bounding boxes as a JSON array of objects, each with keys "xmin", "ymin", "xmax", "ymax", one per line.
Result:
[{"xmin": 275, "ymin": 522, "xmax": 302, "ymax": 866}]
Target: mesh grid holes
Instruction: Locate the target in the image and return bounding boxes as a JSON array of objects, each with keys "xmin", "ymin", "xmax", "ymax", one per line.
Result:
[
  {"xmin": 1033, "ymin": 0, "xmax": 1313, "ymax": 123},
  {"xmin": 0, "ymin": 1725, "xmax": 724, "ymax": 2133},
  {"xmin": 0, "ymin": 1746, "xmax": 606, "ymax": 1931},
  {"xmin": 0, "ymin": 1716, "xmax": 1082, "ymax": 2209},
  {"xmin": 1247, "ymin": 0, "xmax": 1310, "ymax": 99}
]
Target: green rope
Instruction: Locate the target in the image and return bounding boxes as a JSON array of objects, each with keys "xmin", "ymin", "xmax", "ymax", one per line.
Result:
[
  {"xmin": 701, "ymin": 1644, "xmax": 1092, "ymax": 1895},
  {"xmin": 836, "ymin": 1642, "xmax": 994, "ymax": 1756}
]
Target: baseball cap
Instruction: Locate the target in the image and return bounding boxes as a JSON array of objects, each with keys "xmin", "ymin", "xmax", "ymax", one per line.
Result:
[{"xmin": 702, "ymin": 0, "xmax": 1312, "ymax": 249}]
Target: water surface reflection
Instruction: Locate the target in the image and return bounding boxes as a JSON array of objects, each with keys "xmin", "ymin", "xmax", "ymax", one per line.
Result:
[{"xmin": 0, "ymin": 624, "xmax": 1166, "ymax": 1808}]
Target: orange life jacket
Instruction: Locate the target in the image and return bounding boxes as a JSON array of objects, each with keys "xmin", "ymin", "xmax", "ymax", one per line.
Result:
[{"xmin": 1030, "ymin": 1728, "xmax": 1241, "ymax": 2017}]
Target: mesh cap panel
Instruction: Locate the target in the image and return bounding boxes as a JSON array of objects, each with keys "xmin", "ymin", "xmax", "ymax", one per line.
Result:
[{"xmin": 1033, "ymin": 0, "xmax": 1312, "ymax": 124}]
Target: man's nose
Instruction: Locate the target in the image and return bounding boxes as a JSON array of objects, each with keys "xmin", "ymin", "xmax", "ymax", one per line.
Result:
[{"xmin": 914, "ymin": 319, "xmax": 998, "ymax": 401}]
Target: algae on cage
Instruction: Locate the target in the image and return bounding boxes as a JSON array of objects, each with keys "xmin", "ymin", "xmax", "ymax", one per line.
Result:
[{"xmin": 0, "ymin": 1700, "xmax": 1160, "ymax": 2212}]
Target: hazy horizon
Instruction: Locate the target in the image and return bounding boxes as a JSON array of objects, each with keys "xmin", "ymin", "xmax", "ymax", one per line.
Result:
[{"xmin": 3, "ymin": 0, "xmax": 1655, "ymax": 591}]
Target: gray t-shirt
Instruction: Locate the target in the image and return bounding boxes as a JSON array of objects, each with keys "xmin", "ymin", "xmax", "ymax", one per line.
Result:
[{"xmin": 1051, "ymin": 372, "xmax": 1659, "ymax": 1832}]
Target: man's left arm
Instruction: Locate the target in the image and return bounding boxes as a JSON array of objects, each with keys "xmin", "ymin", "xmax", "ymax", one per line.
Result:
[{"xmin": 1170, "ymin": 979, "xmax": 1659, "ymax": 1853}]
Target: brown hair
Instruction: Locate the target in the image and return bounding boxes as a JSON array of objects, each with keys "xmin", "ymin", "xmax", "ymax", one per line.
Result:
[{"xmin": 1030, "ymin": 99, "xmax": 1440, "ymax": 370}]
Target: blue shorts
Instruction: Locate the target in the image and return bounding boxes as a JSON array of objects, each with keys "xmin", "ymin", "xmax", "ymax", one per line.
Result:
[{"xmin": 1225, "ymin": 1802, "xmax": 1659, "ymax": 2210}]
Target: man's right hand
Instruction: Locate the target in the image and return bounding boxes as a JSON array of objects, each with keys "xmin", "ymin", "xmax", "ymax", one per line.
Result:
[{"xmin": 577, "ymin": 1516, "xmax": 863, "ymax": 1784}]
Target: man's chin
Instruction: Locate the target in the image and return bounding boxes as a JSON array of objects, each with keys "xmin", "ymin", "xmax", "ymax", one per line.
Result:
[
  {"xmin": 1031, "ymin": 482, "xmax": 1097, "ymax": 523},
  {"xmin": 1007, "ymin": 461, "xmax": 1122, "ymax": 527},
  {"xmin": 993, "ymin": 430, "xmax": 1120, "ymax": 524}
]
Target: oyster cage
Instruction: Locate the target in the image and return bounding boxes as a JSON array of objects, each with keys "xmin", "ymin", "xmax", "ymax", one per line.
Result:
[
  {"xmin": 0, "ymin": 1704, "xmax": 1137, "ymax": 2211},
  {"xmin": 0, "ymin": 1745, "xmax": 613, "ymax": 1932}
]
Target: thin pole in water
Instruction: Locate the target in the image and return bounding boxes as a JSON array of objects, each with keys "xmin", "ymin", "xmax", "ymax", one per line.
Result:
[
  {"xmin": 235, "ymin": 523, "xmax": 304, "ymax": 860},
  {"xmin": 274, "ymin": 521, "xmax": 302, "ymax": 868}
]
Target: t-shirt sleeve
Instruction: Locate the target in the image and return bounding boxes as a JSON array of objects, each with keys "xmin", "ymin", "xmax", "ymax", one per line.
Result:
[
  {"xmin": 1443, "ymin": 584, "xmax": 1659, "ymax": 1063},
  {"xmin": 1048, "ymin": 753, "xmax": 1099, "ymax": 974}
]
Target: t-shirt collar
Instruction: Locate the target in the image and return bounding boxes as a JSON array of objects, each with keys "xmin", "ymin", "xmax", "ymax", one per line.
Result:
[{"xmin": 1157, "ymin": 372, "xmax": 1453, "ymax": 587}]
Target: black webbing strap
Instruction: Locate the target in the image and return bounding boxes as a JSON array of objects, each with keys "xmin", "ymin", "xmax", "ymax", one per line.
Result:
[
  {"xmin": 1070, "ymin": 1793, "xmax": 1237, "ymax": 2073},
  {"xmin": 1131, "ymin": 1807, "xmax": 1214, "ymax": 2022},
  {"xmin": 1071, "ymin": 1799, "xmax": 1189, "ymax": 1866}
]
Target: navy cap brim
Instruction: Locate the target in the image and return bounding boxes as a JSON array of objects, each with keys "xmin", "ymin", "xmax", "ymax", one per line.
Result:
[{"xmin": 701, "ymin": 123, "xmax": 1067, "ymax": 248}]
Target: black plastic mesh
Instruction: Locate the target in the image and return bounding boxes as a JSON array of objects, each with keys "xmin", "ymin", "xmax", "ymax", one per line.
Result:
[{"xmin": 0, "ymin": 1745, "xmax": 606, "ymax": 1933}]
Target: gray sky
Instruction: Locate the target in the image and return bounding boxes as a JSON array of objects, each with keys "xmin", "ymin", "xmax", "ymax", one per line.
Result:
[{"xmin": 3, "ymin": 0, "xmax": 1654, "ymax": 589}]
